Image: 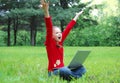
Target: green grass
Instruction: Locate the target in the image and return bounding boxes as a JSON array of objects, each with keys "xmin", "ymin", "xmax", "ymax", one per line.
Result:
[{"xmin": 0, "ymin": 46, "xmax": 120, "ymax": 83}]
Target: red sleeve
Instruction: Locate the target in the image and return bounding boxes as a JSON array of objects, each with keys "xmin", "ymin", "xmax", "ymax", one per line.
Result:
[
  {"xmin": 44, "ymin": 17, "xmax": 53, "ymax": 45},
  {"xmin": 61, "ymin": 20, "xmax": 76, "ymax": 42}
]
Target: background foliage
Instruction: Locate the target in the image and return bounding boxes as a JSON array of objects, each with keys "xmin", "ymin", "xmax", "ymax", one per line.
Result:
[{"xmin": 0, "ymin": 0, "xmax": 120, "ymax": 46}]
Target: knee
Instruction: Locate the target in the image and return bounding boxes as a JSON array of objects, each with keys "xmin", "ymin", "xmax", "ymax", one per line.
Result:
[
  {"xmin": 73, "ymin": 67, "xmax": 86, "ymax": 79},
  {"xmin": 80, "ymin": 66, "xmax": 86, "ymax": 75},
  {"xmin": 60, "ymin": 67, "xmax": 70, "ymax": 74},
  {"xmin": 59, "ymin": 67, "xmax": 72, "ymax": 81}
]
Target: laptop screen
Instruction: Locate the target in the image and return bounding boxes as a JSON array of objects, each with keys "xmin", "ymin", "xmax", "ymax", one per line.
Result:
[{"xmin": 68, "ymin": 50, "xmax": 91, "ymax": 69}]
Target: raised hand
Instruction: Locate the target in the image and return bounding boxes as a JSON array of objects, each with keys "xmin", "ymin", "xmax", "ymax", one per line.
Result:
[
  {"xmin": 73, "ymin": 10, "xmax": 84, "ymax": 21},
  {"xmin": 40, "ymin": 0, "xmax": 50, "ymax": 17},
  {"xmin": 40, "ymin": 0, "xmax": 49, "ymax": 11},
  {"xmin": 76, "ymin": 11, "xmax": 83, "ymax": 17}
]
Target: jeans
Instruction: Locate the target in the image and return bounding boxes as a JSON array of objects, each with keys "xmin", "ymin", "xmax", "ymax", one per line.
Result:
[{"xmin": 48, "ymin": 66, "xmax": 86, "ymax": 81}]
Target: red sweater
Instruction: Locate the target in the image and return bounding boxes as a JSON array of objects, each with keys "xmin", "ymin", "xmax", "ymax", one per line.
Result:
[{"xmin": 45, "ymin": 17, "xmax": 76, "ymax": 71}]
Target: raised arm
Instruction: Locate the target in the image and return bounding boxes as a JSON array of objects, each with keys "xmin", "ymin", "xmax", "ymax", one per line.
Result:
[
  {"xmin": 61, "ymin": 11, "xmax": 83, "ymax": 42},
  {"xmin": 73, "ymin": 11, "xmax": 83, "ymax": 22},
  {"xmin": 40, "ymin": 0, "xmax": 53, "ymax": 45}
]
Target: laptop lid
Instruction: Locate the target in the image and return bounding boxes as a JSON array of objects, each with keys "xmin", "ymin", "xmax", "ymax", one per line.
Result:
[{"xmin": 68, "ymin": 50, "xmax": 91, "ymax": 69}]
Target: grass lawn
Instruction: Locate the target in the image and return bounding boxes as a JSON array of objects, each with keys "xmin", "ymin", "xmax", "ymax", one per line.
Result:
[{"xmin": 0, "ymin": 46, "xmax": 120, "ymax": 83}]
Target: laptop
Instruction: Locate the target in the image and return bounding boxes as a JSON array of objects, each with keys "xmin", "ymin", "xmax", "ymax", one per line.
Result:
[{"xmin": 68, "ymin": 50, "xmax": 91, "ymax": 70}]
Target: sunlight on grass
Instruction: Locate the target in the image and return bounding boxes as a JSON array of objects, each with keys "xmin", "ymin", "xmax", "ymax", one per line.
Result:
[{"xmin": 0, "ymin": 46, "xmax": 120, "ymax": 83}]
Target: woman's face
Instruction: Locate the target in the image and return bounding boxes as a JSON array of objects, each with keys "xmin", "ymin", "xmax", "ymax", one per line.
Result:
[{"xmin": 52, "ymin": 27, "xmax": 62, "ymax": 42}]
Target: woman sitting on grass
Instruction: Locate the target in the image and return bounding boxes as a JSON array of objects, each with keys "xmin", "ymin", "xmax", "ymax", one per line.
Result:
[{"xmin": 40, "ymin": 0, "xmax": 86, "ymax": 81}]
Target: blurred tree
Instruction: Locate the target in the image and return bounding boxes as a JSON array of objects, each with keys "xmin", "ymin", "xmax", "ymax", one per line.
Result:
[
  {"xmin": 0, "ymin": 0, "xmax": 14, "ymax": 46},
  {"xmin": 0, "ymin": 0, "xmax": 99, "ymax": 46},
  {"xmin": 49, "ymin": 0, "xmax": 98, "ymax": 30},
  {"xmin": 1, "ymin": 0, "xmax": 118, "ymax": 46},
  {"xmin": 60, "ymin": 0, "xmax": 68, "ymax": 31},
  {"xmin": 0, "ymin": 0, "xmax": 42, "ymax": 46}
]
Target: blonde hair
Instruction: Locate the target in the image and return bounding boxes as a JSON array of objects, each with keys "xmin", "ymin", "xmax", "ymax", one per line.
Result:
[{"xmin": 53, "ymin": 26, "xmax": 60, "ymax": 29}]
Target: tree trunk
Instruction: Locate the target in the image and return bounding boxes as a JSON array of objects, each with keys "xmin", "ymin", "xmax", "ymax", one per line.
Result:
[
  {"xmin": 13, "ymin": 17, "xmax": 18, "ymax": 45},
  {"xmin": 60, "ymin": 20, "xmax": 64, "ymax": 32},
  {"xmin": 60, "ymin": 0, "xmax": 68, "ymax": 9},
  {"xmin": 60, "ymin": 0, "xmax": 68, "ymax": 31},
  {"xmin": 7, "ymin": 17, "xmax": 11, "ymax": 46},
  {"xmin": 30, "ymin": 16, "xmax": 37, "ymax": 46}
]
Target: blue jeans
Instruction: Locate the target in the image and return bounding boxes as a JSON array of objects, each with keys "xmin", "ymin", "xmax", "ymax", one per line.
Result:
[{"xmin": 48, "ymin": 66, "xmax": 86, "ymax": 81}]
